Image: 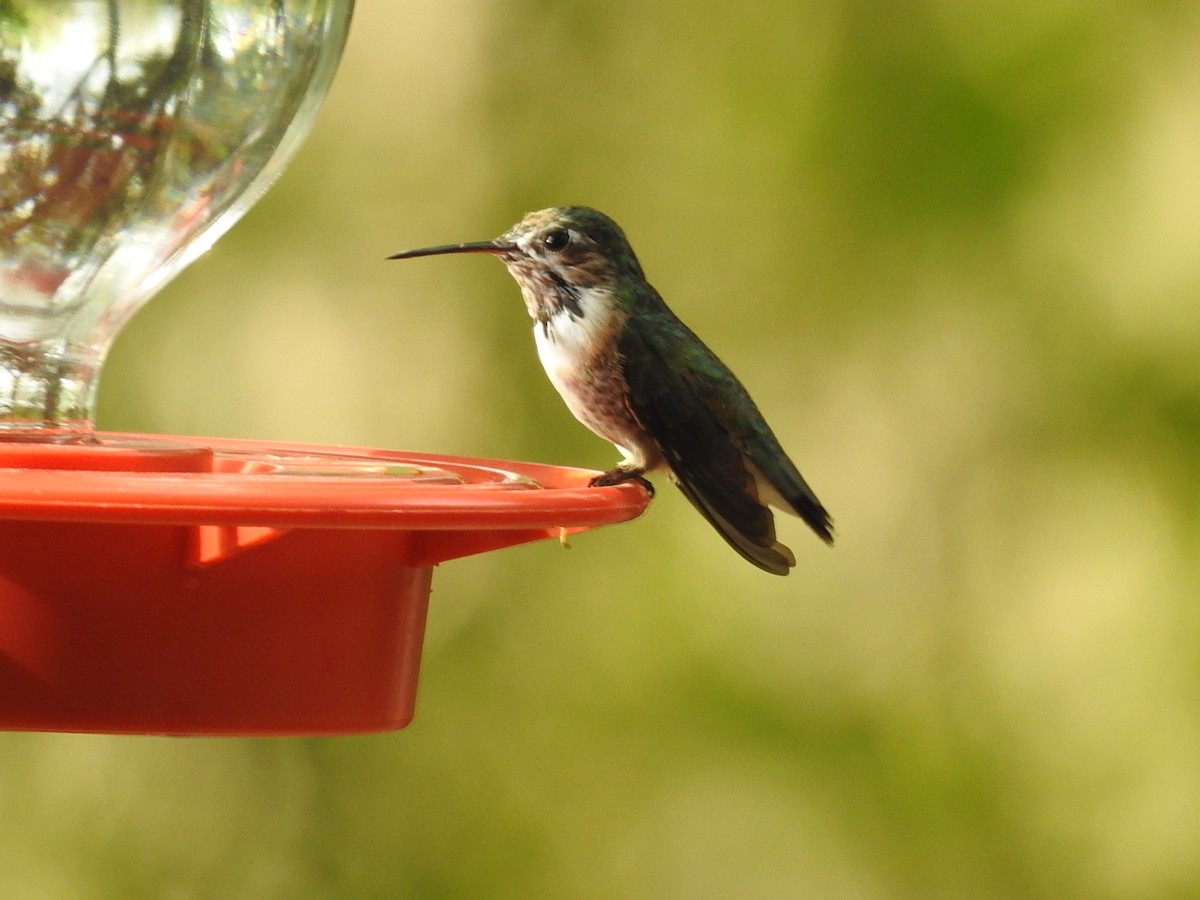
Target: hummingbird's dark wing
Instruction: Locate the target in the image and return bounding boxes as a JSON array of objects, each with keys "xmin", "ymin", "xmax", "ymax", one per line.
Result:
[{"xmin": 617, "ymin": 316, "xmax": 832, "ymax": 575}]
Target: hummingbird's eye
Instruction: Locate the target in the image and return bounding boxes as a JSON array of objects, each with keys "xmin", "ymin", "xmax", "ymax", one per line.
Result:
[{"xmin": 542, "ymin": 229, "xmax": 570, "ymax": 252}]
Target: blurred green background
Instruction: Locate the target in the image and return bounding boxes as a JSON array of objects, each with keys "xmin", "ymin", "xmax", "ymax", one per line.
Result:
[{"xmin": 9, "ymin": 0, "xmax": 1200, "ymax": 896}]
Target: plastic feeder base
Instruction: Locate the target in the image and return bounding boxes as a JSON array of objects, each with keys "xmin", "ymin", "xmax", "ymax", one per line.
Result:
[
  {"xmin": 0, "ymin": 523, "xmax": 430, "ymax": 736},
  {"xmin": 0, "ymin": 434, "xmax": 650, "ymax": 735}
]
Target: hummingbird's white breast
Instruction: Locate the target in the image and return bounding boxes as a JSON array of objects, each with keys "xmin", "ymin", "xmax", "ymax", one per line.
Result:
[
  {"xmin": 532, "ymin": 285, "xmax": 619, "ymax": 416},
  {"xmin": 531, "ymin": 285, "xmax": 615, "ymax": 374},
  {"xmin": 529, "ymin": 286, "xmax": 658, "ymax": 471}
]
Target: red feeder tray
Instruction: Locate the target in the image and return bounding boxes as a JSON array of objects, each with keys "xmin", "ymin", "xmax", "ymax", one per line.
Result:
[{"xmin": 0, "ymin": 433, "xmax": 649, "ymax": 736}]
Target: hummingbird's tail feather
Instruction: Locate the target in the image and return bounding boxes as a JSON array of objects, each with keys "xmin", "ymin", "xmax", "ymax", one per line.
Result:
[
  {"xmin": 616, "ymin": 317, "xmax": 830, "ymax": 574},
  {"xmin": 648, "ymin": 390, "xmax": 799, "ymax": 574},
  {"xmin": 749, "ymin": 462, "xmax": 834, "ymax": 544},
  {"xmin": 787, "ymin": 491, "xmax": 834, "ymax": 544},
  {"xmin": 671, "ymin": 473, "xmax": 796, "ymax": 575}
]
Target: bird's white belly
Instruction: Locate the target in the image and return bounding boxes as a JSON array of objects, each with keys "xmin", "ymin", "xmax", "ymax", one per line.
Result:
[
  {"xmin": 535, "ymin": 316, "xmax": 592, "ymax": 386},
  {"xmin": 531, "ymin": 303, "xmax": 654, "ymax": 468},
  {"xmin": 531, "ymin": 286, "xmax": 615, "ymax": 404},
  {"xmin": 534, "ymin": 315, "xmax": 608, "ymax": 430}
]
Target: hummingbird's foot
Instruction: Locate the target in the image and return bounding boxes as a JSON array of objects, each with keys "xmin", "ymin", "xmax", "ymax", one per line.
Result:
[{"xmin": 589, "ymin": 468, "xmax": 656, "ymax": 498}]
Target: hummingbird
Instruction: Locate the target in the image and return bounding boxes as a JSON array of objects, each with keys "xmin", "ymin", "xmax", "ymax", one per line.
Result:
[{"xmin": 388, "ymin": 207, "xmax": 833, "ymax": 575}]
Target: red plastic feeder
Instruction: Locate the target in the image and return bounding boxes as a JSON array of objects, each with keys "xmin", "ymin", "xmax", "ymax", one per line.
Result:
[
  {"xmin": 0, "ymin": 2, "xmax": 651, "ymax": 734},
  {"xmin": 0, "ymin": 435, "xmax": 647, "ymax": 735}
]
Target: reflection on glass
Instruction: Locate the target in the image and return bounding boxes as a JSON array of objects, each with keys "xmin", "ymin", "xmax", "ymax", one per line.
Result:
[{"xmin": 0, "ymin": 0, "xmax": 353, "ymax": 435}]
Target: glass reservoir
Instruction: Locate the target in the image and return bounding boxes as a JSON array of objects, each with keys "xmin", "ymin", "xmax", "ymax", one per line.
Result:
[{"xmin": 0, "ymin": 0, "xmax": 351, "ymax": 434}]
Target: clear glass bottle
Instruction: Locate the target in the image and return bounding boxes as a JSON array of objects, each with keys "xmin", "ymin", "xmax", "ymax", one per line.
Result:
[{"xmin": 0, "ymin": 0, "xmax": 354, "ymax": 437}]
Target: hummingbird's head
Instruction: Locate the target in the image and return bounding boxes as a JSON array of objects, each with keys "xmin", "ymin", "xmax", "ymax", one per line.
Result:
[
  {"xmin": 390, "ymin": 206, "xmax": 646, "ymax": 324},
  {"xmin": 497, "ymin": 206, "xmax": 645, "ymax": 286}
]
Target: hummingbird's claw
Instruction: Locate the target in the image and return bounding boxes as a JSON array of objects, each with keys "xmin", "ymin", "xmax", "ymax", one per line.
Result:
[{"xmin": 589, "ymin": 468, "xmax": 655, "ymax": 498}]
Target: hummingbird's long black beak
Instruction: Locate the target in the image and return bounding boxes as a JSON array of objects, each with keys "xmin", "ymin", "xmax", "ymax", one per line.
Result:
[{"xmin": 387, "ymin": 240, "xmax": 516, "ymax": 261}]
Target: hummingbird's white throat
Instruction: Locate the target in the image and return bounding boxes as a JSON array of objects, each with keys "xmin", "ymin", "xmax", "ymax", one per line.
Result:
[
  {"xmin": 527, "ymin": 283, "xmax": 650, "ymax": 466},
  {"xmin": 529, "ymin": 283, "xmax": 618, "ymax": 360}
]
